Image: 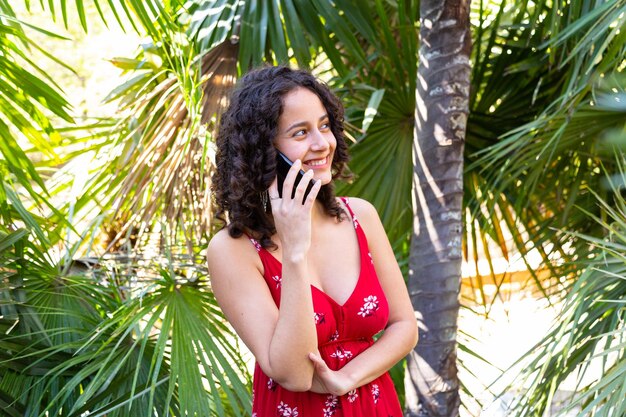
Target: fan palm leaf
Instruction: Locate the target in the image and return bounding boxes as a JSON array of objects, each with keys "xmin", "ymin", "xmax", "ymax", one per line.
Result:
[
  {"xmin": 0, "ymin": 3, "xmax": 73, "ymax": 215},
  {"xmin": 463, "ymin": 0, "xmax": 626, "ymax": 310},
  {"xmin": 502, "ymin": 151, "xmax": 626, "ymax": 417},
  {"xmin": 1, "ymin": 225, "xmax": 251, "ymax": 416}
]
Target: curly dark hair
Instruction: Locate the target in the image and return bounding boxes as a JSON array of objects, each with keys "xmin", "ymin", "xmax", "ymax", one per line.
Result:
[{"xmin": 212, "ymin": 65, "xmax": 352, "ymax": 249}]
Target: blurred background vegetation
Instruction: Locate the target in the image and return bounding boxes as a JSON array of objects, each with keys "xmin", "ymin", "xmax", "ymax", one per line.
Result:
[{"xmin": 0, "ymin": 0, "xmax": 624, "ymax": 416}]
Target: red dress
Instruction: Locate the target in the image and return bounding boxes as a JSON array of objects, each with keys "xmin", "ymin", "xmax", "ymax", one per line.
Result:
[{"xmin": 248, "ymin": 197, "xmax": 403, "ymax": 417}]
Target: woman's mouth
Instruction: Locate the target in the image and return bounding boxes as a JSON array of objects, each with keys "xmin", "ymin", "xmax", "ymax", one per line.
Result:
[{"xmin": 303, "ymin": 156, "xmax": 329, "ymax": 168}]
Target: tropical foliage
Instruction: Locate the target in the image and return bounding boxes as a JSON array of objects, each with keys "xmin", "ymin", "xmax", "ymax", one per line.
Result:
[
  {"xmin": 0, "ymin": 0, "xmax": 625, "ymax": 416},
  {"xmin": 503, "ymin": 150, "xmax": 626, "ymax": 417},
  {"xmin": 1, "ymin": 1, "xmax": 251, "ymax": 415}
]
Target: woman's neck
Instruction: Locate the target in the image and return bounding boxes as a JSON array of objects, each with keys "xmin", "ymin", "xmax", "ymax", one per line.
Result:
[{"xmin": 310, "ymin": 200, "xmax": 327, "ymax": 225}]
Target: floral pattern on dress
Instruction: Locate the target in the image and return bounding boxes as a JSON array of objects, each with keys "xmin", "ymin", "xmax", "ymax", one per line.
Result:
[
  {"xmin": 329, "ymin": 346, "xmax": 353, "ymax": 361},
  {"xmin": 347, "ymin": 389, "xmax": 358, "ymax": 403},
  {"xmin": 357, "ymin": 295, "xmax": 380, "ymax": 317},
  {"xmin": 277, "ymin": 401, "xmax": 298, "ymax": 416},
  {"xmin": 272, "ymin": 275, "xmax": 282, "ymax": 289},
  {"xmin": 251, "ymin": 239, "xmax": 262, "ymax": 252},
  {"xmin": 267, "ymin": 378, "xmax": 277, "ymax": 391},
  {"xmin": 344, "ymin": 199, "xmax": 359, "ymax": 229},
  {"xmin": 323, "ymin": 395, "xmax": 340, "ymax": 416},
  {"xmin": 314, "ymin": 312, "xmax": 326, "ymax": 325},
  {"xmin": 328, "ymin": 330, "xmax": 339, "ymax": 342},
  {"xmin": 371, "ymin": 384, "xmax": 380, "ymax": 404}
]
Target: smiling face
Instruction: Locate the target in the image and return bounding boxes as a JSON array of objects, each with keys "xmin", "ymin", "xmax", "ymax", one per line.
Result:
[{"xmin": 274, "ymin": 87, "xmax": 337, "ymax": 185}]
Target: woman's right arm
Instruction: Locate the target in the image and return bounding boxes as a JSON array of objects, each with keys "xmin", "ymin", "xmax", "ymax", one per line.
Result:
[
  {"xmin": 207, "ymin": 162, "xmax": 322, "ymax": 391},
  {"xmin": 207, "ymin": 232, "xmax": 316, "ymax": 391}
]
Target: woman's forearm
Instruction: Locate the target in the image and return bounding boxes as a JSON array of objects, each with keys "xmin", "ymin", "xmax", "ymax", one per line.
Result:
[
  {"xmin": 337, "ymin": 320, "xmax": 418, "ymax": 393},
  {"xmin": 266, "ymin": 256, "xmax": 317, "ymax": 391}
]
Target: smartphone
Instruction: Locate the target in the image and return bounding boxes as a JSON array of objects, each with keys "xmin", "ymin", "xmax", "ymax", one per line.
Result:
[{"xmin": 276, "ymin": 151, "xmax": 315, "ymax": 202}]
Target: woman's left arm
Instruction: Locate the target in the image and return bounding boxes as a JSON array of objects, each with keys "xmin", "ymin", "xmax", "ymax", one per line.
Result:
[{"xmin": 309, "ymin": 197, "xmax": 418, "ymax": 396}]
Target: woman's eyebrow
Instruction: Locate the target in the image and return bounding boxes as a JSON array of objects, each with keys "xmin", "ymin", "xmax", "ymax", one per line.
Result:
[
  {"xmin": 284, "ymin": 114, "xmax": 328, "ymax": 133},
  {"xmin": 284, "ymin": 121, "xmax": 307, "ymax": 133}
]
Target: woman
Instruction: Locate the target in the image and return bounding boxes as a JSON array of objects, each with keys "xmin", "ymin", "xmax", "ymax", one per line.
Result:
[{"xmin": 207, "ymin": 66, "xmax": 417, "ymax": 417}]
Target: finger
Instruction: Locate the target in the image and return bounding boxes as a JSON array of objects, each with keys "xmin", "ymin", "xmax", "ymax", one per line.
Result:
[
  {"xmin": 268, "ymin": 178, "xmax": 280, "ymax": 199},
  {"xmin": 268, "ymin": 178, "xmax": 281, "ymax": 209},
  {"xmin": 294, "ymin": 168, "xmax": 316, "ymax": 204},
  {"xmin": 282, "ymin": 159, "xmax": 302, "ymax": 200},
  {"xmin": 308, "ymin": 352, "xmax": 329, "ymax": 370},
  {"xmin": 303, "ymin": 178, "xmax": 323, "ymax": 207}
]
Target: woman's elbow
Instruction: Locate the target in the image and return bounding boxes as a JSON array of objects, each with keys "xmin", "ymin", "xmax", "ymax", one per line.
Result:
[
  {"xmin": 259, "ymin": 360, "xmax": 313, "ymax": 392},
  {"xmin": 403, "ymin": 320, "xmax": 419, "ymax": 352},
  {"xmin": 276, "ymin": 377, "xmax": 312, "ymax": 392},
  {"xmin": 410, "ymin": 324, "xmax": 419, "ymax": 349},
  {"xmin": 269, "ymin": 368, "xmax": 313, "ymax": 392}
]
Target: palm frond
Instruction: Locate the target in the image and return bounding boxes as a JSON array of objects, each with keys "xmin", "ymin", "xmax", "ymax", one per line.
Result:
[
  {"xmin": 462, "ymin": 0, "xmax": 626, "ymax": 307},
  {"xmin": 0, "ymin": 5, "xmax": 85, "ymax": 250},
  {"xmin": 70, "ymin": 31, "xmax": 237, "ymax": 249},
  {"xmin": 1, "ymin": 227, "xmax": 250, "ymax": 416},
  {"xmin": 502, "ymin": 150, "xmax": 626, "ymax": 417},
  {"xmin": 0, "ymin": 5, "xmax": 73, "ymax": 201}
]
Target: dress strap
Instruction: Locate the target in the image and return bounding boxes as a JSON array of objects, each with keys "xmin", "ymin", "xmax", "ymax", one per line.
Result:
[
  {"xmin": 244, "ymin": 233, "xmax": 281, "ymax": 278},
  {"xmin": 339, "ymin": 197, "xmax": 374, "ymax": 267},
  {"xmin": 243, "ymin": 232, "xmax": 263, "ymax": 252},
  {"xmin": 339, "ymin": 197, "xmax": 359, "ymax": 230}
]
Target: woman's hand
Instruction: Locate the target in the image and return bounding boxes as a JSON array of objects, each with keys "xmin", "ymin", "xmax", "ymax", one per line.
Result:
[
  {"xmin": 268, "ymin": 160, "xmax": 322, "ymax": 260},
  {"xmin": 308, "ymin": 352, "xmax": 354, "ymax": 396}
]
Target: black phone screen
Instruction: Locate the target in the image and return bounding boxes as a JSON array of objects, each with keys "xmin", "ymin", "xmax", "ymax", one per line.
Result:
[{"xmin": 276, "ymin": 151, "xmax": 315, "ymax": 202}]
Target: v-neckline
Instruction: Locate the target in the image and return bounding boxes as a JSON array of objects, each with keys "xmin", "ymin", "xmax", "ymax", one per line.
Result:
[
  {"xmin": 261, "ymin": 244, "xmax": 364, "ymax": 308},
  {"xmin": 261, "ymin": 200, "xmax": 364, "ymax": 308}
]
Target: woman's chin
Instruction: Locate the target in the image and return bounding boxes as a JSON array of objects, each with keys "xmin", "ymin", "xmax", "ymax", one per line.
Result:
[{"xmin": 314, "ymin": 172, "xmax": 333, "ymax": 186}]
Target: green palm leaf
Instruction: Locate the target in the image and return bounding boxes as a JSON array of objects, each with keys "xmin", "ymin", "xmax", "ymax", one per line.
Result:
[
  {"xmin": 0, "ymin": 4, "xmax": 73, "ymax": 207},
  {"xmin": 1, "ymin": 235, "xmax": 250, "ymax": 416},
  {"xmin": 503, "ymin": 154, "xmax": 626, "ymax": 416}
]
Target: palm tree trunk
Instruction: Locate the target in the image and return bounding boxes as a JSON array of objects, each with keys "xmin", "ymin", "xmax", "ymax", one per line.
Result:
[{"xmin": 405, "ymin": 0, "xmax": 471, "ymax": 416}]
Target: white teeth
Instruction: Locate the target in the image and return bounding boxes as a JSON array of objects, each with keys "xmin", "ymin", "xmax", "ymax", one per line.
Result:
[{"xmin": 305, "ymin": 157, "xmax": 326, "ymax": 166}]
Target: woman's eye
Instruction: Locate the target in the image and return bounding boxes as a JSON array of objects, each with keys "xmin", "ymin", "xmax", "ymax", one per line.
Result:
[
  {"xmin": 293, "ymin": 129, "xmax": 306, "ymax": 137},
  {"xmin": 321, "ymin": 122, "xmax": 330, "ymax": 130}
]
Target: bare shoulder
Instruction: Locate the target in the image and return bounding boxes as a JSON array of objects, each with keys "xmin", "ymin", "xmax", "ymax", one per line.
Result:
[
  {"xmin": 206, "ymin": 228, "xmax": 235, "ymax": 262},
  {"xmin": 207, "ymin": 227, "xmax": 240, "ymax": 254},
  {"xmin": 343, "ymin": 197, "xmax": 380, "ymax": 225},
  {"xmin": 206, "ymin": 228, "xmax": 262, "ymax": 277},
  {"xmin": 342, "ymin": 196, "xmax": 392, "ymax": 247}
]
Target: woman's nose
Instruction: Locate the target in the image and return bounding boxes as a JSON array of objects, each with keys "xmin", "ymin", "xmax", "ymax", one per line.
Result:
[{"xmin": 310, "ymin": 129, "xmax": 330, "ymax": 150}]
